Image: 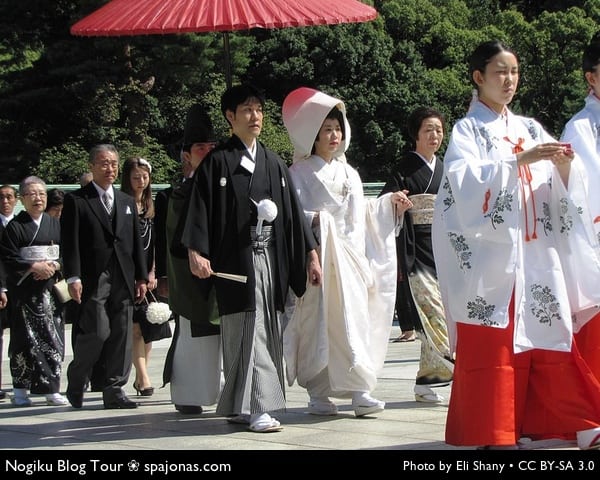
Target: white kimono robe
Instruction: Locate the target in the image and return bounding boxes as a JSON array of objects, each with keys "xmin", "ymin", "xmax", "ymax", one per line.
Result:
[
  {"xmin": 561, "ymin": 92, "xmax": 600, "ymax": 245},
  {"xmin": 432, "ymin": 101, "xmax": 600, "ymax": 355},
  {"xmin": 283, "ymin": 155, "xmax": 397, "ymax": 395}
]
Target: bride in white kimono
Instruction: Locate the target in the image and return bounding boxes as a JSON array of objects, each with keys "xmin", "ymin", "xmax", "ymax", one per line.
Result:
[{"xmin": 281, "ymin": 87, "xmax": 412, "ymax": 417}]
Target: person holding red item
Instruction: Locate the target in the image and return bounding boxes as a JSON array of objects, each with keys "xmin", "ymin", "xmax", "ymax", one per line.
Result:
[{"xmin": 432, "ymin": 40, "xmax": 600, "ymax": 450}]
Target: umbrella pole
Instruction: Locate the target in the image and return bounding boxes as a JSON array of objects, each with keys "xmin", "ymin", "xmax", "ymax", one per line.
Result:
[{"xmin": 223, "ymin": 32, "xmax": 232, "ymax": 89}]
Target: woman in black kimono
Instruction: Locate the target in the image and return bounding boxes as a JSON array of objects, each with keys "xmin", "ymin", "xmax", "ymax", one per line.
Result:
[
  {"xmin": 1, "ymin": 176, "xmax": 67, "ymax": 407},
  {"xmin": 379, "ymin": 107, "xmax": 453, "ymax": 403}
]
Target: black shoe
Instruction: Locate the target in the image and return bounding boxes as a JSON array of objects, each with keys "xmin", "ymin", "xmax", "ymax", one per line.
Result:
[
  {"xmin": 104, "ymin": 394, "xmax": 138, "ymax": 409},
  {"xmin": 175, "ymin": 404, "xmax": 203, "ymax": 414},
  {"xmin": 133, "ymin": 382, "xmax": 154, "ymax": 397},
  {"xmin": 66, "ymin": 391, "xmax": 83, "ymax": 409},
  {"xmin": 0, "ymin": 390, "xmax": 6, "ymax": 400}
]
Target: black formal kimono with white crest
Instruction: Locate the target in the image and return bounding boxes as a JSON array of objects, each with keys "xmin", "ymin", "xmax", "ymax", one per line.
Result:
[{"xmin": 1, "ymin": 211, "xmax": 64, "ymax": 394}]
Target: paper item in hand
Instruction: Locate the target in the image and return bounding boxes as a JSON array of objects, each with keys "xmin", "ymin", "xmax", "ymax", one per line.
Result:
[{"xmin": 212, "ymin": 272, "xmax": 247, "ymax": 283}]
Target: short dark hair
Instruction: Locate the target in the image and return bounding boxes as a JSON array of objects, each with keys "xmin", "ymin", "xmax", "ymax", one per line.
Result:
[
  {"xmin": 220, "ymin": 84, "xmax": 265, "ymax": 120},
  {"xmin": 0, "ymin": 185, "xmax": 17, "ymax": 197},
  {"xmin": 407, "ymin": 107, "xmax": 445, "ymax": 143},
  {"xmin": 583, "ymin": 31, "xmax": 600, "ymax": 73}
]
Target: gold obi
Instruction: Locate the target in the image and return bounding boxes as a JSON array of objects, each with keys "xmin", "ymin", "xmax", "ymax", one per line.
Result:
[{"xmin": 408, "ymin": 193, "xmax": 436, "ymax": 225}]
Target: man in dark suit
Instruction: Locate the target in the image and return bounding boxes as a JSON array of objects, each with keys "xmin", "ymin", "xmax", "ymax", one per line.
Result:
[
  {"xmin": 61, "ymin": 144, "xmax": 148, "ymax": 409},
  {"xmin": 0, "ymin": 184, "xmax": 17, "ymax": 401},
  {"xmin": 0, "ymin": 258, "xmax": 8, "ymax": 401}
]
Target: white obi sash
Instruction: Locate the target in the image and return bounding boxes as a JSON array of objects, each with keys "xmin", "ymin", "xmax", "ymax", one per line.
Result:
[{"xmin": 19, "ymin": 244, "xmax": 59, "ymax": 262}]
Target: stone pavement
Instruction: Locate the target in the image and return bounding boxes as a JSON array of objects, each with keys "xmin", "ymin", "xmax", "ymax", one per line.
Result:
[{"xmin": 0, "ymin": 324, "xmax": 581, "ymax": 453}]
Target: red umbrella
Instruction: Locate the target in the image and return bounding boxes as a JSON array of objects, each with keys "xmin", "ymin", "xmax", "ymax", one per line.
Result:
[{"xmin": 70, "ymin": 0, "xmax": 378, "ymax": 87}]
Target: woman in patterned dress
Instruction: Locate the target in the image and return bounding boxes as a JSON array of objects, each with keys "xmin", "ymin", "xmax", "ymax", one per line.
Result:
[{"xmin": 1, "ymin": 176, "xmax": 67, "ymax": 407}]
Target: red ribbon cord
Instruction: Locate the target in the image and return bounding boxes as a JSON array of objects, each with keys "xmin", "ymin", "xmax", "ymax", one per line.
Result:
[{"xmin": 505, "ymin": 137, "xmax": 537, "ymax": 241}]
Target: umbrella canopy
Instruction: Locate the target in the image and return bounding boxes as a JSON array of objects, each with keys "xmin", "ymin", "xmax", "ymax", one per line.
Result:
[
  {"xmin": 70, "ymin": 0, "xmax": 378, "ymax": 34},
  {"xmin": 70, "ymin": 0, "xmax": 378, "ymax": 86}
]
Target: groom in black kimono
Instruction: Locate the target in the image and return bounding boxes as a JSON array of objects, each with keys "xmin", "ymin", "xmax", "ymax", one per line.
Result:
[{"xmin": 182, "ymin": 84, "xmax": 321, "ymax": 432}]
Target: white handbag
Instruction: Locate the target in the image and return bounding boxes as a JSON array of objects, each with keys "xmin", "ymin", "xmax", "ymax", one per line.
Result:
[{"xmin": 145, "ymin": 291, "xmax": 172, "ymax": 325}]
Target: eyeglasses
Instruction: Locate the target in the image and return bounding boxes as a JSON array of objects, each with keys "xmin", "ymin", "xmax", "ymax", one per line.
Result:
[
  {"xmin": 95, "ymin": 161, "xmax": 119, "ymax": 170},
  {"xmin": 22, "ymin": 191, "xmax": 47, "ymax": 198}
]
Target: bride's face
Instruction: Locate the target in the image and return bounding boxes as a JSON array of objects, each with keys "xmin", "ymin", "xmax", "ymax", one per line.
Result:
[{"xmin": 314, "ymin": 118, "xmax": 343, "ymax": 162}]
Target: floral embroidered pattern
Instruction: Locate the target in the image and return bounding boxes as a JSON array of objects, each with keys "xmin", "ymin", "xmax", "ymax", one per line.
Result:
[
  {"xmin": 475, "ymin": 127, "xmax": 495, "ymax": 153},
  {"xmin": 467, "ymin": 296, "xmax": 497, "ymax": 326},
  {"xmin": 448, "ymin": 232, "xmax": 472, "ymax": 270},
  {"xmin": 11, "ymin": 352, "xmax": 32, "ymax": 386},
  {"xmin": 342, "ymin": 178, "xmax": 352, "ymax": 199},
  {"xmin": 558, "ymin": 197, "xmax": 582, "ymax": 233},
  {"xmin": 530, "ymin": 284, "xmax": 560, "ymax": 327},
  {"xmin": 526, "ymin": 120, "xmax": 539, "ymax": 141},
  {"xmin": 12, "ymin": 289, "xmax": 63, "ymax": 389},
  {"xmin": 441, "ymin": 177, "xmax": 454, "ymax": 211},
  {"xmin": 483, "ymin": 188, "xmax": 513, "ymax": 229},
  {"xmin": 537, "ymin": 201, "xmax": 552, "ymax": 236},
  {"xmin": 408, "ymin": 271, "xmax": 453, "ymax": 362}
]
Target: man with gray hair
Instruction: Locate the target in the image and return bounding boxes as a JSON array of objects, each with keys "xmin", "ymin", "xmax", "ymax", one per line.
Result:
[{"xmin": 61, "ymin": 144, "xmax": 148, "ymax": 409}]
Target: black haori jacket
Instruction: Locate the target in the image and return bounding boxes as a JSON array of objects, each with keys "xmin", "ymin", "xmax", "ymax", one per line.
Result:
[{"xmin": 182, "ymin": 135, "xmax": 316, "ymax": 316}]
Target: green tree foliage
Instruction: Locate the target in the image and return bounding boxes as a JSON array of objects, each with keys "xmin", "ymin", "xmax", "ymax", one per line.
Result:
[
  {"xmin": 509, "ymin": 8, "xmax": 594, "ymax": 135},
  {"xmin": 1, "ymin": 0, "xmax": 600, "ymax": 183},
  {"xmin": 0, "ymin": 0, "xmax": 250, "ymax": 184},
  {"xmin": 33, "ymin": 142, "xmax": 89, "ymax": 184}
]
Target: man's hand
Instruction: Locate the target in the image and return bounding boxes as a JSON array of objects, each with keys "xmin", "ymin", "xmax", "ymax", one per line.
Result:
[
  {"xmin": 134, "ymin": 280, "xmax": 148, "ymax": 304},
  {"xmin": 188, "ymin": 249, "xmax": 212, "ymax": 279},
  {"xmin": 68, "ymin": 280, "xmax": 83, "ymax": 304}
]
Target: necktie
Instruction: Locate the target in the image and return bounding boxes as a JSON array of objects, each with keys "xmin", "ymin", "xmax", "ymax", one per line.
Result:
[{"xmin": 102, "ymin": 192, "xmax": 112, "ymax": 215}]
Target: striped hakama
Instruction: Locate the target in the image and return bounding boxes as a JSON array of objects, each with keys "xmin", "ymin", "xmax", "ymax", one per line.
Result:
[{"xmin": 216, "ymin": 227, "xmax": 286, "ymax": 416}]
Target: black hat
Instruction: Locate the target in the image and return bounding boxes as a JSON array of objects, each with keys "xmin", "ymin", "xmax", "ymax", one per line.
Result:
[{"xmin": 183, "ymin": 104, "xmax": 216, "ymax": 145}]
